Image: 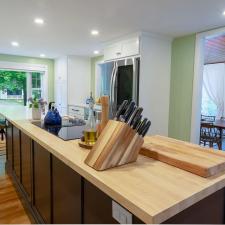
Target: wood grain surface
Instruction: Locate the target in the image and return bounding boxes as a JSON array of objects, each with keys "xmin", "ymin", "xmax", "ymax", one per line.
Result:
[
  {"xmin": 3, "ymin": 107, "xmax": 225, "ymax": 223},
  {"xmin": 85, "ymin": 120, "xmax": 143, "ymax": 170},
  {"xmin": 141, "ymin": 135, "xmax": 225, "ymax": 177}
]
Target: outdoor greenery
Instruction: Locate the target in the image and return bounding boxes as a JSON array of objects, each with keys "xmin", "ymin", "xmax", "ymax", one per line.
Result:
[{"xmin": 0, "ymin": 70, "xmax": 26, "ymax": 92}]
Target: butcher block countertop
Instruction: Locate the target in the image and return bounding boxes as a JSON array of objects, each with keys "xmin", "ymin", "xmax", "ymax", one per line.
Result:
[{"xmin": 2, "ymin": 106, "xmax": 225, "ymax": 224}]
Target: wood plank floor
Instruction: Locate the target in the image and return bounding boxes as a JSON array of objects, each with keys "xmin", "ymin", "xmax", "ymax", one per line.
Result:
[{"xmin": 0, "ymin": 140, "xmax": 33, "ymax": 224}]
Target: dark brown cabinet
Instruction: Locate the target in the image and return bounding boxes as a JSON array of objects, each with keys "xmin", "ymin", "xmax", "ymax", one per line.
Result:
[
  {"xmin": 83, "ymin": 180, "xmax": 143, "ymax": 224},
  {"xmin": 83, "ymin": 180, "xmax": 118, "ymax": 224},
  {"xmin": 52, "ymin": 156, "xmax": 82, "ymax": 224},
  {"xmin": 6, "ymin": 121, "xmax": 13, "ymax": 170},
  {"xmin": 33, "ymin": 142, "xmax": 51, "ymax": 223},
  {"xmin": 13, "ymin": 126, "xmax": 21, "ymax": 180},
  {"xmin": 21, "ymin": 132, "xmax": 32, "ymax": 202}
]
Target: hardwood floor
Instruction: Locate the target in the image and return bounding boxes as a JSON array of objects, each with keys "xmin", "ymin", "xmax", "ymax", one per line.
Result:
[{"xmin": 0, "ymin": 140, "xmax": 33, "ymax": 224}]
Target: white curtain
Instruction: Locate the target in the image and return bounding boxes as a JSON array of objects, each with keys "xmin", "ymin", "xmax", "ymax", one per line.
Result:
[{"xmin": 203, "ymin": 63, "xmax": 225, "ymax": 118}]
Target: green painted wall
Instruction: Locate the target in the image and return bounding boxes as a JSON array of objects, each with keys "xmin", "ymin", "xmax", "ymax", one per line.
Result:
[
  {"xmin": 168, "ymin": 34, "xmax": 196, "ymax": 141},
  {"xmin": 0, "ymin": 54, "xmax": 54, "ymax": 101},
  {"xmin": 91, "ymin": 55, "xmax": 104, "ymax": 98}
]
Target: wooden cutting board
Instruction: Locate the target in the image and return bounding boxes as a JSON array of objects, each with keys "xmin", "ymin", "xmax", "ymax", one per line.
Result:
[{"xmin": 140, "ymin": 135, "xmax": 225, "ymax": 178}]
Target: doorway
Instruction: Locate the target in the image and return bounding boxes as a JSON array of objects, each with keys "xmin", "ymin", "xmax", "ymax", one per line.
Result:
[
  {"xmin": 191, "ymin": 27, "xmax": 225, "ymax": 147},
  {"xmin": 0, "ymin": 61, "xmax": 48, "ymax": 107}
]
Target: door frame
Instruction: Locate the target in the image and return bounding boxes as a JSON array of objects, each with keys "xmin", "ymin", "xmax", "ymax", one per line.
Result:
[
  {"xmin": 0, "ymin": 61, "xmax": 49, "ymax": 102},
  {"xmin": 190, "ymin": 27, "xmax": 225, "ymax": 143}
]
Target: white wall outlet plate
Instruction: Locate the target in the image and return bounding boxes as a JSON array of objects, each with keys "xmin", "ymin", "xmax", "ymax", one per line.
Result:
[{"xmin": 112, "ymin": 201, "xmax": 132, "ymax": 224}]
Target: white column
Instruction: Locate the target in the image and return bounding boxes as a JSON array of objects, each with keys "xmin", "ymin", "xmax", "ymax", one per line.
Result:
[{"xmin": 26, "ymin": 72, "xmax": 32, "ymax": 102}]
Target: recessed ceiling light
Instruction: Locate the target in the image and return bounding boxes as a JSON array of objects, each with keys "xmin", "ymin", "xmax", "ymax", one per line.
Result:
[
  {"xmin": 11, "ymin": 41, "xmax": 19, "ymax": 47},
  {"xmin": 94, "ymin": 50, "xmax": 99, "ymax": 55},
  {"xmin": 40, "ymin": 54, "xmax": 46, "ymax": 58},
  {"xmin": 91, "ymin": 30, "xmax": 99, "ymax": 36},
  {"xmin": 223, "ymin": 11, "xmax": 225, "ymax": 16},
  {"xmin": 34, "ymin": 18, "xmax": 44, "ymax": 25}
]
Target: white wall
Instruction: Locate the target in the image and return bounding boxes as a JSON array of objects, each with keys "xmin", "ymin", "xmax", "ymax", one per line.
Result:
[
  {"xmin": 67, "ymin": 56, "xmax": 91, "ymax": 105},
  {"xmin": 139, "ymin": 34, "xmax": 172, "ymax": 136},
  {"xmin": 54, "ymin": 56, "xmax": 68, "ymax": 115}
]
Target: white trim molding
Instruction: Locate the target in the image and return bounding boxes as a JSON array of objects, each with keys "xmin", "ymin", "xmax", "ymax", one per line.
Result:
[
  {"xmin": 0, "ymin": 61, "xmax": 49, "ymax": 101},
  {"xmin": 190, "ymin": 27, "xmax": 225, "ymax": 143}
]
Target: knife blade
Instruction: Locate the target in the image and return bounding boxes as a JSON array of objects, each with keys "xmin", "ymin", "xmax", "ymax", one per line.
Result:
[
  {"xmin": 114, "ymin": 100, "xmax": 128, "ymax": 121},
  {"xmin": 140, "ymin": 121, "xmax": 151, "ymax": 137}
]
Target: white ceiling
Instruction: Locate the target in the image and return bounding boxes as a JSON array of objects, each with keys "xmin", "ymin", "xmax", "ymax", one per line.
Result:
[{"xmin": 1, "ymin": 0, "xmax": 225, "ymax": 58}]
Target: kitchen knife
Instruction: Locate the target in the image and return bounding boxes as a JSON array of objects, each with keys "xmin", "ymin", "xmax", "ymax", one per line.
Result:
[
  {"xmin": 125, "ymin": 106, "xmax": 137, "ymax": 123},
  {"xmin": 140, "ymin": 121, "xmax": 151, "ymax": 137},
  {"xmin": 137, "ymin": 118, "xmax": 148, "ymax": 134},
  {"xmin": 120, "ymin": 101, "xmax": 136, "ymax": 122},
  {"xmin": 127, "ymin": 106, "xmax": 140, "ymax": 125},
  {"xmin": 132, "ymin": 115, "xmax": 142, "ymax": 130},
  {"xmin": 114, "ymin": 100, "xmax": 128, "ymax": 121},
  {"xmin": 129, "ymin": 107, "xmax": 143, "ymax": 126}
]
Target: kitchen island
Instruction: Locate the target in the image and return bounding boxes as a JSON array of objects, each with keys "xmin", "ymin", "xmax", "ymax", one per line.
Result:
[{"xmin": 1, "ymin": 106, "xmax": 225, "ymax": 224}]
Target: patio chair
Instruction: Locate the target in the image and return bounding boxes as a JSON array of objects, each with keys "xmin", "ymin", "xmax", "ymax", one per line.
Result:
[{"xmin": 200, "ymin": 122, "xmax": 222, "ymax": 149}]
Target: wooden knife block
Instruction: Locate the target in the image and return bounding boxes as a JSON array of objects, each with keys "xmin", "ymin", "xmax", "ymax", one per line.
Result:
[{"xmin": 85, "ymin": 120, "xmax": 144, "ymax": 171}]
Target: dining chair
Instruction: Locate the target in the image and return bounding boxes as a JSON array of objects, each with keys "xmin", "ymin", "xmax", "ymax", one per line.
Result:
[
  {"xmin": 200, "ymin": 122, "xmax": 222, "ymax": 150},
  {"xmin": 0, "ymin": 117, "xmax": 6, "ymax": 141}
]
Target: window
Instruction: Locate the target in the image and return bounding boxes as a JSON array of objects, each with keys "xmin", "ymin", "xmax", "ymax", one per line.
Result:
[
  {"xmin": 31, "ymin": 72, "xmax": 42, "ymax": 99},
  {"xmin": 201, "ymin": 86, "xmax": 217, "ymax": 116}
]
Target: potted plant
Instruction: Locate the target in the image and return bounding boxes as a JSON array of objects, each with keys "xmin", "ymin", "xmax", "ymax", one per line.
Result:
[{"xmin": 28, "ymin": 97, "xmax": 47, "ymax": 120}]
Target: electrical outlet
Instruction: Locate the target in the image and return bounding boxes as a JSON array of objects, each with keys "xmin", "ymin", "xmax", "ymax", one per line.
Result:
[{"xmin": 112, "ymin": 201, "xmax": 132, "ymax": 224}]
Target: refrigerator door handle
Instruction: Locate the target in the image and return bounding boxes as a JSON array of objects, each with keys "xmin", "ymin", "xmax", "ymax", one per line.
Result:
[
  {"xmin": 109, "ymin": 62, "xmax": 116, "ymax": 116},
  {"xmin": 112, "ymin": 62, "xmax": 118, "ymax": 116}
]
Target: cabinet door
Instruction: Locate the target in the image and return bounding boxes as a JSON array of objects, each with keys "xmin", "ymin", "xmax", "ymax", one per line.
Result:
[
  {"xmin": 33, "ymin": 142, "xmax": 51, "ymax": 223},
  {"xmin": 21, "ymin": 132, "xmax": 32, "ymax": 202},
  {"xmin": 104, "ymin": 43, "xmax": 122, "ymax": 61},
  {"xmin": 6, "ymin": 121, "xmax": 13, "ymax": 170},
  {"xmin": 13, "ymin": 126, "xmax": 21, "ymax": 180},
  {"xmin": 52, "ymin": 156, "xmax": 82, "ymax": 223},
  {"xmin": 83, "ymin": 180, "xmax": 118, "ymax": 224},
  {"xmin": 83, "ymin": 180, "xmax": 144, "ymax": 224},
  {"xmin": 121, "ymin": 38, "xmax": 140, "ymax": 58}
]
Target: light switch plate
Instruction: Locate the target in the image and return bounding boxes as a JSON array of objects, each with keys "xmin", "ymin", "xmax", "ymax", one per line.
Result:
[{"xmin": 112, "ymin": 201, "xmax": 132, "ymax": 224}]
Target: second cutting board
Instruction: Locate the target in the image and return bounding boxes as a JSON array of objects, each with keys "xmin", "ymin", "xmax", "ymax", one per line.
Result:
[{"xmin": 140, "ymin": 135, "xmax": 225, "ymax": 178}]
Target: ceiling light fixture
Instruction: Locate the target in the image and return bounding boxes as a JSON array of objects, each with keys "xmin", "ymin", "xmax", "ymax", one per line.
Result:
[
  {"xmin": 34, "ymin": 18, "xmax": 44, "ymax": 25},
  {"xmin": 223, "ymin": 11, "xmax": 225, "ymax": 16},
  {"xmin": 40, "ymin": 54, "xmax": 46, "ymax": 58},
  {"xmin": 91, "ymin": 30, "xmax": 99, "ymax": 36},
  {"xmin": 11, "ymin": 41, "xmax": 19, "ymax": 47},
  {"xmin": 94, "ymin": 50, "xmax": 99, "ymax": 55}
]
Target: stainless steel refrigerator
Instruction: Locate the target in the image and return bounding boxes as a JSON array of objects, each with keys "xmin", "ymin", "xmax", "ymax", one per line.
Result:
[{"xmin": 97, "ymin": 57, "xmax": 140, "ymax": 118}]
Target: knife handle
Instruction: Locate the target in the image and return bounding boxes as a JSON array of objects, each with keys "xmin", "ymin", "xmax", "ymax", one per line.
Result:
[
  {"xmin": 114, "ymin": 100, "xmax": 128, "ymax": 121},
  {"xmin": 132, "ymin": 115, "xmax": 142, "ymax": 130},
  {"xmin": 137, "ymin": 118, "xmax": 148, "ymax": 135},
  {"xmin": 122, "ymin": 101, "xmax": 136, "ymax": 122},
  {"xmin": 141, "ymin": 121, "xmax": 151, "ymax": 137},
  {"xmin": 130, "ymin": 107, "xmax": 143, "ymax": 126}
]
